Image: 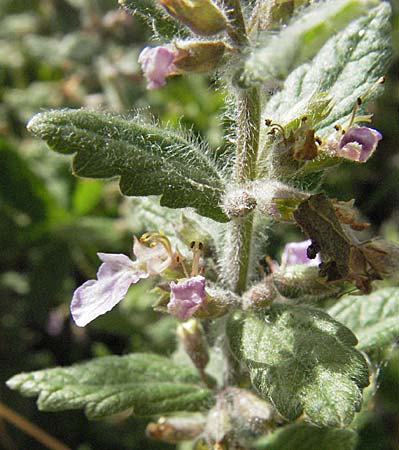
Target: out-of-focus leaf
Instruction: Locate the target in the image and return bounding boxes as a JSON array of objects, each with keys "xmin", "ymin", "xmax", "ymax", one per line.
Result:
[
  {"xmin": 243, "ymin": 0, "xmax": 378, "ymax": 84},
  {"xmin": 255, "ymin": 422, "xmax": 358, "ymax": 450},
  {"xmin": 71, "ymin": 179, "xmax": 103, "ymax": 216}
]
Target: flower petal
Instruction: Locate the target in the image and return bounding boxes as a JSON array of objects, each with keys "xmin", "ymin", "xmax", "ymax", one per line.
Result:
[
  {"xmin": 71, "ymin": 264, "xmax": 146, "ymax": 327},
  {"xmin": 281, "ymin": 239, "xmax": 321, "ymax": 267},
  {"xmin": 167, "ymin": 276, "xmax": 206, "ymax": 321},
  {"xmin": 138, "ymin": 45, "xmax": 180, "ymax": 90},
  {"xmin": 338, "ymin": 126, "xmax": 382, "ymax": 162}
]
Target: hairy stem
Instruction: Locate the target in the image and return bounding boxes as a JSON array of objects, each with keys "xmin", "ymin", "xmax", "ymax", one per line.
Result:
[{"xmin": 223, "ymin": 87, "xmax": 261, "ymax": 295}]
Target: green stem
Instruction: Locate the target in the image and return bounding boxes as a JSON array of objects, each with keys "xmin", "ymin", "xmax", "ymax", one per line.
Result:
[
  {"xmin": 235, "ymin": 87, "xmax": 261, "ymax": 183},
  {"xmin": 225, "ymin": 87, "xmax": 261, "ymax": 295}
]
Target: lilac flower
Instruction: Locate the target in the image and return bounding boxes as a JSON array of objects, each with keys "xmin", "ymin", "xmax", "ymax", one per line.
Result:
[
  {"xmin": 167, "ymin": 276, "xmax": 206, "ymax": 321},
  {"xmin": 71, "ymin": 237, "xmax": 172, "ymax": 327},
  {"xmin": 336, "ymin": 126, "xmax": 382, "ymax": 162},
  {"xmin": 281, "ymin": 239, "xmax": 321, "ymax": 268},
  {"xmin": 138, "ymin": 44, "xmax": 182, "ymax": 90}
]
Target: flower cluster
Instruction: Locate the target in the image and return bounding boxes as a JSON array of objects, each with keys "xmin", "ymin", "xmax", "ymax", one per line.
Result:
[{"xmin": 71, "ymin": 233, "xmax": 207, "ymax": 326}]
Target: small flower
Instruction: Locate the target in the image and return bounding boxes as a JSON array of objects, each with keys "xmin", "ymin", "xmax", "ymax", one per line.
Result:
[
  {"xmin": 71, "ymin": 236, "xmax": 172, "ymax": 327},
  {"xmin": 167, "ymin": 276, "xmax": 206, "ymax": 321},
  {"xmin": 281, "ymin": 239, "xmax": 321, "ymax": 268},
  {"xmin": 138, "ymin": 44, "xmax": 182, "ymax": 90},
  {"xmin": 337, "ymin": 126, "xmax": 382, "ymax": 162}
]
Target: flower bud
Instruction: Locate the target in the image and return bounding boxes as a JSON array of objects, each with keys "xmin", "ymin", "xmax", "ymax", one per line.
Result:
[
  {"xmin": 176, "ymin": 319, "xmax": 209, "ymax": 373},
  {"xmin": 242, "ymin": 280, "xmax": 276, "ymax": 311},
  {"xmin": 360, "ymin": 238, "xmax": 399, "ymax": 279},
  {"xmin": 223, "ymin": 189, "xmax": 257, "ymax": 219},
  {"xmin": 204, "ymin": 389, "xmax": 275, "ymax": 448},
  {"xmin": 146, "ymin": 416, "xmax": 204, "ymax": 443},
  {"xmin": 138, "ymin": 44, "xmax": 184, "ymax": 90},
  {"xmin": 158, "ymin": 0, "xmax": 227, "ymax": 36},
  {"xmin": 174, "ymin": 41, "xmax": 226, "ymax": 73}
]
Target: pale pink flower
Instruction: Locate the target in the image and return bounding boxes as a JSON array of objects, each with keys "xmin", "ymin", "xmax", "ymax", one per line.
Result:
[
  {"xmin": 281, "ymin": 239, "xmax": 321, "ymax": 268},
  {"xmin": 138, "ymin": 44, "xmax": 181, "ymax": 90},
  {"xmin": 71, "ymin": 237, "xmax": 171, "ymax": 327},
  {"xmin": 337, "ymin": 126, "xmax": 382, "ymax": 162},
  {"xmin": 167, "ymin": 276, "xmax": 206, "ymax": 321}
]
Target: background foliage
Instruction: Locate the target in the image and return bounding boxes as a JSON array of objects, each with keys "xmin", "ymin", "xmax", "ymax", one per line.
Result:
[{"xmin": 0, "ymin": 0, "xmax": 398, "ymax": 449}]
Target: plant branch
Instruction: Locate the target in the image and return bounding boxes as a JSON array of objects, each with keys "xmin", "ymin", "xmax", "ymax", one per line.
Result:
[{"xmin": 0, "ymin": 402, "xmax": 72, "ymax": 450}]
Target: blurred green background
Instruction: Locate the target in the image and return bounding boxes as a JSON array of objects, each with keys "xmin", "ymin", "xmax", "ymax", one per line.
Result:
[{"xmin": 0, "ymin": 0, "xmax": 398, "ymax": 449}]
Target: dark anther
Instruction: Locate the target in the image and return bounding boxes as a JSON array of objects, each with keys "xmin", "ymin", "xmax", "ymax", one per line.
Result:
[
  {"xmin": 198, "ymin": 242, "xmax": 204, "ymax": 250},
  {"xmin": 190, "ymin": 241, "xmax": 195, "ymax": 249}
]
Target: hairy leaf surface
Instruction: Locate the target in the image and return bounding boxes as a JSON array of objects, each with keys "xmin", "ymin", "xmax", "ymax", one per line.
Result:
[
  {"xmin": 255, "ymin": 422, "xmax": 358, "ymax": 450},
  {"xmin": 119, "ymin": 0, "xmax": 188, "ymax": 40},
  {"xmin": 262, "ymin": 2, "xmax": 391, "ymax": 133},
  {"xmin": 7, "ymin": 353, "xmax": 214, "ymax": 419},
  {"xmin": 227, "ymin": 305, "xmax": 369, "ymax": 427},
  {"xmin": 329, "ymin": 287, "xmax": 399, "ymax": 356},
  {"xmin": 244, "ymin": 0, "xmax": 377, "ymax": 84},
  {"xmin": 27, "ymin": 109, "xmax": 228, "ymax": 222}
]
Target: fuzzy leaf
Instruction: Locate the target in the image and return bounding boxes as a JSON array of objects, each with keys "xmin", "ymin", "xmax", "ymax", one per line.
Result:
[
  {"xmin": 6, "ymin": 353, "xmax": 214, "ymax": 419},
  {"xmin": 244, "ymin": 0, "xmax": 378, "ymax": 84},
  {"xmin": 255, "ymin": 423, "xmax": 358, "ymax": 450},
  {"xmin": 261, "ymin": 2, "xmax": 390, "ymax": 132},
  {"xmin": 119, "ymin": 0, "xmax": 188, "ymax": 40},
  {"xmin": 27, "ymin": 109, "xmax": 228, "ymax": 222},
  {"xmin": 329, "ymin": 287, "xmax": 399, "ymax": 356},
  {"xmin": 227, "ymin": 305, "xmax": 369, "ymax": 427}
]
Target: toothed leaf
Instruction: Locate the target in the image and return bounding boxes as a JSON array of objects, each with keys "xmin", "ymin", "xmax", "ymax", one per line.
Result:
[
  {"xmin": 263, "ymin": 2, "xmax": 391, "ymax": 132},
  {"xmin": 329, "ymin": 287, "xmax": 399, "ymax": 359},
  {"xmin": 6, "ymin": 353, "xmax": 214, "ymax": 419},
  {"xmin": 227, "ymin": 305, "xmax": 369, "ymax": 427},
  {"xmin": 27, "ymin": 109, "xmax": 228, "ymax": 222}
]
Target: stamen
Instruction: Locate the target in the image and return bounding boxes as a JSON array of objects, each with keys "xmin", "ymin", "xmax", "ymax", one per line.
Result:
[{"xmin": 191, "ymin": 241, "xmax": 203, "ymax": 277}]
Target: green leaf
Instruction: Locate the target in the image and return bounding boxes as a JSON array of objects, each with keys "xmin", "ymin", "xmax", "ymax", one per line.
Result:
[
  {"xmin": 243, "ymin": 0, "xmax": 378, "ymax": 84},
  {"xmin": 255, "ymin": 423, "xmax": 358, "ymax": 450},
  {"xmin": 119, "ymin": 0, "xmax": 188, "ymax": 40},
  {"xmin": 27, "ymin": 109, "xmax": 228, "ymax": 222},
  {"xmin": 328, "ymin": 287, "xmax": 399, "ymax": 356},
  {"xmin": 227, "ymin": 305, "xmax": 369, "ymax": 427},
  {"xmin": 262, "ymin": 2, "xmax": 391, "ymax": 134},
  {"xmin": 7, "ymin": 353, "xmax": 214, "ymax": 419}
]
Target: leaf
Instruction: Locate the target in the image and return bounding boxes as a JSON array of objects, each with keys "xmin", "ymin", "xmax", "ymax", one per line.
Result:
[
  {"xmin": 255, "ymin": 423, "xmax": 358, "ymax": 450},
  {"xmin": 328, "ymin": 287, "xmax": 399, "ymax": 356},
  {"xmin": 227, "ymin": 305, "xmax": 369, "ymax": 427},
  {"xmin": 262, "ymin": 2, "xmax": 391, "ymax": 133},
  {"xmin": 7, "ymin": 353, "xmax": 214, "ymax": 419},
  {"xmin": 27, "ymin": 109, "xmax": 228, "ymax": 222},
  {"xmin": 243, "ymin": 0, "xmax": 378, "ymax": 84},
  {"xmin": 119, "ymin": 0, "xmax": 188, "ymax": 40}
]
